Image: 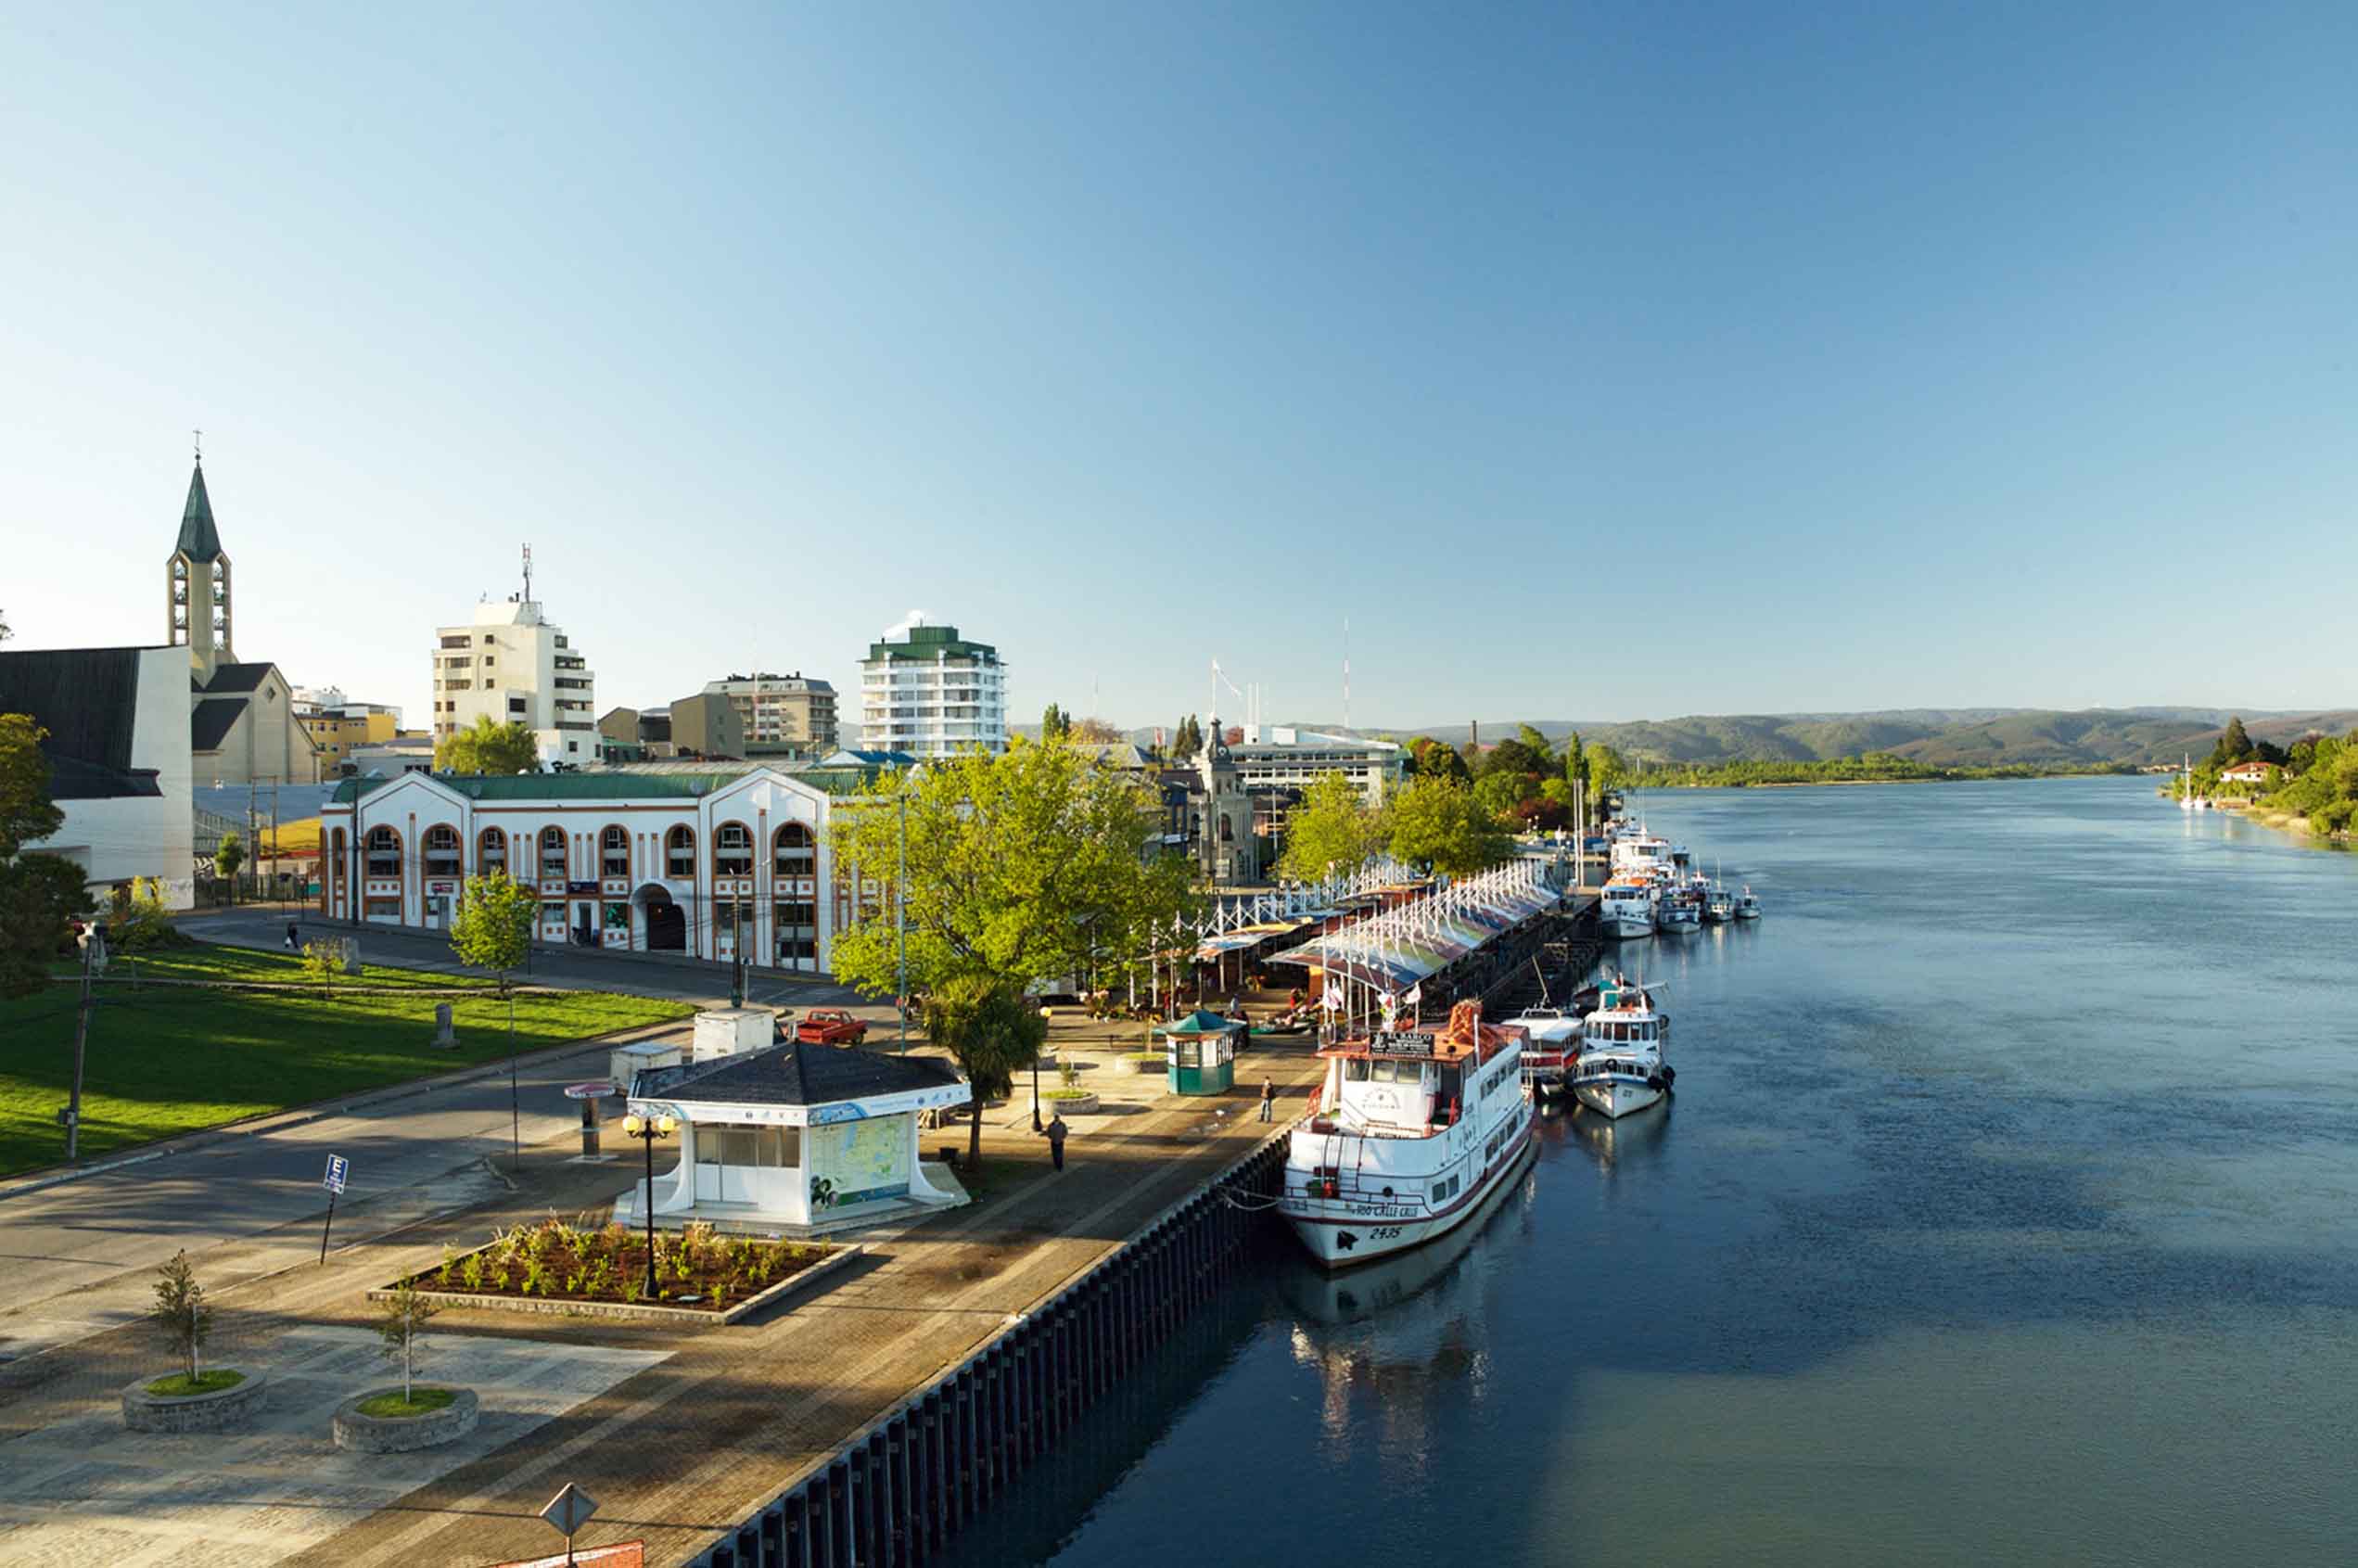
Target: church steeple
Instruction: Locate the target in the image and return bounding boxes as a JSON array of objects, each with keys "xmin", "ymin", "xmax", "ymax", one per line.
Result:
[{"xmin": 167, "ymin": 442, "xmax": 233, "ymax": 683}]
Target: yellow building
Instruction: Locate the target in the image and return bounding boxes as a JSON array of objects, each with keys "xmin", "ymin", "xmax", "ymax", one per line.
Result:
[{"xmin": 295, "ymin": 690, "xmax": 401, "ymax": 771}]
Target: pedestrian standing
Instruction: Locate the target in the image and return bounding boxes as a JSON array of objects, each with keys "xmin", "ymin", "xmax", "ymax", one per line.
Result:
[
  {"xmin": 1040, "ymin": 1112, "xmax": 1068, "ymax": 1171},
  {"xmin": 285, "ymin": 919, "xmax": 300, "ymax": 951},
  {"xmin": 1258, "ymin": 1076, "xmax": 1276, "ymax": 1122}
]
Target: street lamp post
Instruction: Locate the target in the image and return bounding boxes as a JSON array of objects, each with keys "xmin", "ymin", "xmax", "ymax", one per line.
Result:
[
  {"xmin": 621, "ymin": 1111, "xmax": 678, "ymax": 1297},
  {"xmin": 1030, "ymin": 1049, "xmax": 1042, "ymax": 1133}
]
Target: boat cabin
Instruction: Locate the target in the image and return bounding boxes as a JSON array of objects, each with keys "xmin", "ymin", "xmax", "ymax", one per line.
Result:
[
  {"xmin": 1313, "ymin": 1009, "xmax": 1521, "ymax": 1137},
  {"xmin": 1581, "ymin": 984, "xmax": 1668, "ymax": 1052}
]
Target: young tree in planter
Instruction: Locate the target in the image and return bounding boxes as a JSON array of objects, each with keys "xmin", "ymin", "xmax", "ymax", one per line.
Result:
[
  {"xmin": 213, "ymin": 832, "xmax": 246, "ymax": 901},
  {"xmin": 924, "ymin": 975, "xmax": 1049, "ymax": 1170},
  {"xmin": 376, "ymin": 1276, "xmax": 441, "ymax": 1402},
  {"xmin": 151, "ymin": 1250, "xmax": 212, "ymax": 1381}
]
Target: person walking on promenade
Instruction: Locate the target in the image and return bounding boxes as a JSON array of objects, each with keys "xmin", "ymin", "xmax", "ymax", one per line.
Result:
[
  {"xmin": 1040, "ymin": 1112, "xmax": 1068, "ymax": 1171},
  {"xmin": 284, "ymin": 919, "xmax": 300, "ymax": 951},
  {"xmin": 1259, "ymin": 1076, "xmax": 1277, "ymax": 1122}
]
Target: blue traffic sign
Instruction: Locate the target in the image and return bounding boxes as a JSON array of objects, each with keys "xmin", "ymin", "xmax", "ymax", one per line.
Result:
[{"xmin": 323, "ymin": 1154, "xmax": 349, "ymax": 1194}]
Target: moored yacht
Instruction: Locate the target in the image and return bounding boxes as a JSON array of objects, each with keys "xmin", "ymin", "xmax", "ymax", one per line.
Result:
[
  {"xmin": 1572, "ymin": 980, "xmax": 1672, "ymax": 1119},
  {"xmin": 1280, "ymin": 1001, "xmax": 1536, "ymax": 1269},
  {"xmin": 1599, "ymin": 875, "xmax": 1656, "ymax": 940},
  {"xmin": 1507, "ymin": 1005, "xmax": 1581, "ymax": 1095},
  {"xmin": 1733, "ymin": 886, "xmax": 1762, "ymax": 920},
  {"xmin": 1657, "ymin": 889, "xmax": 1703, "ymax": 935}
]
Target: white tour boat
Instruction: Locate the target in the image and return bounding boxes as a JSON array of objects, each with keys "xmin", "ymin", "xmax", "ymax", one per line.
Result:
[
  {"xmin": 1599, "ymin": 875, "xmax": 1657, "ymax": 940},
  {"xmin": 1733, "ymin": 886, "xmax": 1762, "ymax": 920},
  {"xmin": 1657, "ymin": 889, "xmax": 1703, "ymax": 935},
  {"xmin": 1280, "ymin": 1001, "xmax": 1536, "ymax": 1269},
  {"xmin": 1572, "ymin": 980, "xmax": 1673, "ymax": 1119}
]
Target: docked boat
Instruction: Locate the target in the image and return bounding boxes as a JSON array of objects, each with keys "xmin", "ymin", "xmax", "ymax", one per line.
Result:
[
  {"xmin": 1704, "ymin": 886, "xmax": 1734, "ymax": 924},
  {"xmin": 1571, "ymin": 980, "xmax": 1672, "ymax": 1119},
  {"xmin": 1598, "ymin": 875, "xmax": 1656, "ymax": 940},
  {"xmin": 1657, "ymin": 889, "xmax": 1703, "ymax": 935},
  {"xmin": 1507, "ymin": 1005, "xmax": 1581, "ymax": 1095},
  {"xmin": 1733, "ymin": 886, "xmax": 1762, "ymax": 920},
  {"xmin": 1279, "ymin": 1001, "xmax": 1536, "ymax": 1269}
]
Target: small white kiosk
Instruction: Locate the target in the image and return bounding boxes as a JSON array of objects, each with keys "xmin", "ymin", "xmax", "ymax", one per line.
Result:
[{"xmin": 620, "ymin": 1043, "xmax": 971, "ymax": 1233}]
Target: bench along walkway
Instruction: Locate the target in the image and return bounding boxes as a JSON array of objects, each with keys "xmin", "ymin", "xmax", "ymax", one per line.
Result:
[{"xmin": 287, "ymin": 1040, "xmax": 1329, "ymax": 1568}]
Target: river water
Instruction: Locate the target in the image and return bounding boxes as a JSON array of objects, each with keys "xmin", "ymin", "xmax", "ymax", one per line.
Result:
[{"xmin": 940, "ymin": 776, "xmax": 2358, "ymax": 1567}]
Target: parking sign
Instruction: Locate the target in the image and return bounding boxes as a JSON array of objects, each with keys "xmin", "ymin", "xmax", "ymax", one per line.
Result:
[{"xmin": 324, "ymin": 1154, "xmax": 349, "ymax": 1194}]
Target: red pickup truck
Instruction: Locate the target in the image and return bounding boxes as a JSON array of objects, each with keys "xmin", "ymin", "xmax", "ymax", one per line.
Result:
[{"xmin": 796, "ymin": 1009, "xmax": 870, "ymax": 1046}]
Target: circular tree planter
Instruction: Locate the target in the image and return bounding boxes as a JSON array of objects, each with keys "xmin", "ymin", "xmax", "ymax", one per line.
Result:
[
  {"xmin": 122, "ymin": 1365, "xmax": 267, "ymax": 1433},
  {"xmin": 1042, "ymin": 1091, "xmax": 1102, "ymax": 1115},
  {"xmin": 1110, "ymin": 1053, "xmax": 1165, "ymax": 1077},
  {"xmin": 332, "ymin": 1386, "xmax": 479, "ymax": 1453}
]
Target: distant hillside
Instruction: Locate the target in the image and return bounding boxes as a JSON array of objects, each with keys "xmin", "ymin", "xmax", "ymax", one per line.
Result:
[{"xmin": 1385, "ymin": 708, "xmax": 2358, "ymax": 771}]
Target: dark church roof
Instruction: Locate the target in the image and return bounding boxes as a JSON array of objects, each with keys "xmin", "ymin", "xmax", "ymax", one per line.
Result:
[
  {"xmin": 0, "ymin": 646, "xmax": 163, "ymax": 798},
  {"xmin": 191, "ymin": 697, "xmax": 248, "ymax": 752},
  {"xmin": 175, "ymin": 463, "xmax": 224, "ymax": 562},
  {"xmin": 198, "ymin": 662, "xmax": 275, "ymax": 695},
  {"xmin": 640, "ymin": 1042, "xmax": 964, "ymax": 1108}
]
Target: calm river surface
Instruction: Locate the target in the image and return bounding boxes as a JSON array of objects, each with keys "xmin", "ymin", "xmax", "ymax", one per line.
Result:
[{"xmin": 944, "ymin": 776, "xmax": 2358, "ymax": 1567}]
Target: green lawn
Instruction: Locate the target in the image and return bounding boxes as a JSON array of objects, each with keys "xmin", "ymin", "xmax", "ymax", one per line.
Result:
[
  {"xmin": 355, "ymin": 1386, "xmax": 456, "ymax": 1418},
  {"xmin": 55, "ymin": 943, "xmax": 498, "ymax": 990},
  {"xmin": 0, "ymin": 975, "xmax": 691, "ymax": 1177},
  {"xmin": 146, "ymin": 1369, "xmax": 247, "ymax": 1397}
]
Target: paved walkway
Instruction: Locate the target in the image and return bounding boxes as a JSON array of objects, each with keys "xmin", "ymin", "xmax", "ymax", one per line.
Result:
[{"xmin": 0, "ymin": 1031, "xmax": 1329, "ymax": 1567}]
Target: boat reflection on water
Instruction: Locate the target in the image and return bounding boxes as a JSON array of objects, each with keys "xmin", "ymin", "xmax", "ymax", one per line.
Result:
[{"xmin": 1565, "ymin": 1098, "xmax": 1672, "ymax": 1174}]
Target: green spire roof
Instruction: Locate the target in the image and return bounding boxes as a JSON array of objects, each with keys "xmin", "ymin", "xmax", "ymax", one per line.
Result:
[{"xmin": 175, "ymin": 463, "xmax": 223, "ymax": 562}]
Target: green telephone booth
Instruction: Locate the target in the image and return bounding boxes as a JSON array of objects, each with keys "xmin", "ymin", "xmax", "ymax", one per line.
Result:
[{"xmin": 1161, "ymin": 1009, "xmax": 1242, "ymax": 1095}]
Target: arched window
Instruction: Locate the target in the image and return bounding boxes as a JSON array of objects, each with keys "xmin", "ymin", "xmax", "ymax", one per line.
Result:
[
  {"xmin": 364, "ymin": 824, "xmax": 401, "ymax": 877},
  {"xmin": 478, "ymin": 827, "xmax": 506, "ymax": 875},
  {"xmin": 601, "ymin": 825, "xmax": 630, "ymax": 879},
  {"xmin": 774, "ymin": 822, "xmax": 815, "ymax": 877},
  {"xmin": 423, "ymin": 824, "xmax": 461, "ymax": 877},
  {"xmin": 538, "ymin": 825, "xmax": 567, "ymax": 879},
  {"xmin": 1220, "ymin": 813, "xmax": 1235, "ymax": 842},
  {"xmin": 666, "ymin": 825, "xmax": 695, "ymax": 879},
  {"xmin": 715, "ymin": 822, "xmax": 753, "ymax": 876}
]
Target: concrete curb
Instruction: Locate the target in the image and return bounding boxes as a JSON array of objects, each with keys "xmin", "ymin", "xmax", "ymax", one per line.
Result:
[
  {"xmin": 121, "ymin": 1365, "xmax": 269, "ymax": 1432},
  {"xmin": 333, "ymin": 1385, "xmax": 479, "ymax": 1452},
  {"xmin": 0, "ymin": 1020, "xmax": 686, "ymax": 1203}
]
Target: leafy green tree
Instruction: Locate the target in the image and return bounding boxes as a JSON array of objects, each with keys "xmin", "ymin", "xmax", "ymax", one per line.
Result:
[
  {"xmin": 1, "ymin": 714, "xmax": 95, "ymax": 998},
  {"xmin": 1277, "ymin": 771, "xmax": 1385, "ymax": 882},
  {"xmin": 1562, "ymin": 731, "xmax": 1586, "ymax": 795},
  {"xmin": 150, "ymin": 1250, "xmax": 213, "ymax": 1381},
  {"xmin": 923, "ymin": 974, "xmax": 1049, "ymax": 1169},
  {"xmin": 376, "ymin": 1275, "xmax": 441, "ymax": 1401},
  {"xmin": 1587, "ymin": 744, "xmax": 1629, "ymax": 799},
  {"xmin": 112, "ymin": 877, "xmax": 174, "ymax": 951},
  {"xmin": 1170, "ymin": 714, "xmax": 1203, "ymax": 762},
  {"xmin": 829, "ymin": 740, "xmax": 1197, "ymax": 999},
  {"xmin": 1481, "ymin": 736, "xmax": 1548, "ymax": 782},
  {"xmin": 1472, "ymin": 770, "xmax": 1527, "ymax": 824},
  {"xmin": 213, "ymin": 832, "xmax": 246, "ymax": 886},
  {"xmin": 1515, "ymin": 725, "xmax": 1559, "ymax": 772},
  {"xmin": 1406, "ymin": 736, "xmax": 1472, "ymax": 787},
  {"xmin": 450, "ymin": 871, "xmax": 537, "ymax": 992},
  {"xmin": 1386, "ymin": 777, "xmax": 1511, "ymax": 874},
  {"xmin": 1040, "ymin": 703, "xmax": 1071, "ymax": 741},
  {"xmin": 435, "ymin": 715, "xmax": 541, "ymax": 775}
]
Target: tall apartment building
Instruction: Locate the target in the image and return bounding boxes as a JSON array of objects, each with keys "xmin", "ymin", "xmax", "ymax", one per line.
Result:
[
  {"xmin": 704, "ymin": 671, "xmax": 839, "ymax": 755},
  {"xmin": 859, "ymin": 619, "xmax": 1006, "ymax": 758},
  {"xmin": 292, "ymin": 686, "xmax": 402, "ymax": 771},
  {"xmin": 431, "ymin": 555, "xmax": 598, "ymax": 765}
]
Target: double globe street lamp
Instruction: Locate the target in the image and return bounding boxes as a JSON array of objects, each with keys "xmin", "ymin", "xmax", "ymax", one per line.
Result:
[{"xmin": 621, "ymin": 1111, "xmax": 678, "ymax": 1297}]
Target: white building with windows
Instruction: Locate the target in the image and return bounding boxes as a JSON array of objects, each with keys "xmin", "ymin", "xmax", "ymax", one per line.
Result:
[
  {"xmin": 317, "ymin": 765, "xmax": 909, "ymax": 973},
  {"xmin": 1230, "ymin": 725, "xmax": 1405, "ymax": 805},
  {"xmin": 859, "ymin": 618, "xmax": 1006, "ymax": 758},
  {"xmin": 430, "ymin": 559, "xmax": 598, "ymax": 766}
]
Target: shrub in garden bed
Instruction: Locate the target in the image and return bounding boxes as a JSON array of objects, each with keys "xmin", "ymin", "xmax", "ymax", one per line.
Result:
[{"xmin": 420, "ymin": 1218, "xmax": 829, "ymax": 1312}]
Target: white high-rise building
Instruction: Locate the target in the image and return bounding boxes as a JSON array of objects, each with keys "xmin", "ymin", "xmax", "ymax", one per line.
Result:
[
  {"xmin": 859, "ymin": 617, "xmax": 1006, "ymax": 758},
  {"xmin": 431, "ymin": 552, "xmax": 599, "ymax": 766}
]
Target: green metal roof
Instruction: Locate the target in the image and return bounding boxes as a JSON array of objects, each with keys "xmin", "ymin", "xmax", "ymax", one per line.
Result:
[
  {"xmin": 863, "ymin": 623, "xmax": 999, "ymax": 663},
  {"xmin": 175, "ymin": 463, "xmax": 223, "ymax": 562},
  {"xmin": 329, "ymin": 764, "xmax": 893, "ymax": 805}
]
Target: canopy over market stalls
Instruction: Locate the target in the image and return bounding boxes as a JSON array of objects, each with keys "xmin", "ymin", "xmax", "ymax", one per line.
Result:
[{"xmin": 1272, "ymin": 860, "xmax": 1563, "ymax": 1020}]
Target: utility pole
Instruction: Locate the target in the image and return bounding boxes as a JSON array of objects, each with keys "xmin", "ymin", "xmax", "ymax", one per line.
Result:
[
  {"xmin": 897, "ymin": 781, "xmax": 909, "ymax": 1052},
  {"xmin": 65, "ymin": 936, "xmax": 95, "ymax": 1162}
]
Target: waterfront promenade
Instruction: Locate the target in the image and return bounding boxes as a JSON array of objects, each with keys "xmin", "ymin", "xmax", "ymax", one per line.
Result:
[{"xmin": 0, "ymin": 1023, "xmax": 1332, "ymax": 1567}]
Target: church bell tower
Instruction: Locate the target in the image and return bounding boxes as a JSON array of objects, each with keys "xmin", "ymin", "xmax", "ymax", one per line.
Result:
[{"xmin": 167, "ymin": 444, "xmax": 232, "ymax": 684}]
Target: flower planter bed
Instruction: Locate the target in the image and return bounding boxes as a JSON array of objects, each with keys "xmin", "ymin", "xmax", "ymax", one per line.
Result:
[
  {"xmin": 372, "ymin": 1219, "xmax": 859, "ymax": 1326},
  {"xmin": 1041, "ymin": 1090, "xmax": 1102, "ymax": 1115},
  {"xmin": 122, "ymin": 1364, "xmax": 267, "ymax": 1433},
  {"xmin": 333, "ymin": 1385, "xmax": 478, "ymax": 1453},
  {"xmin": 1110, "ymin": 1053, "xmax": 1165, "ymax": 1076}
]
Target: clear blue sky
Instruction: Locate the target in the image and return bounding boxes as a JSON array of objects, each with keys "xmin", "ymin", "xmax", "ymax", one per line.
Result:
[{"xmin": 4, "ymin": 2, "xmax": 2352, "ymax": 734}]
